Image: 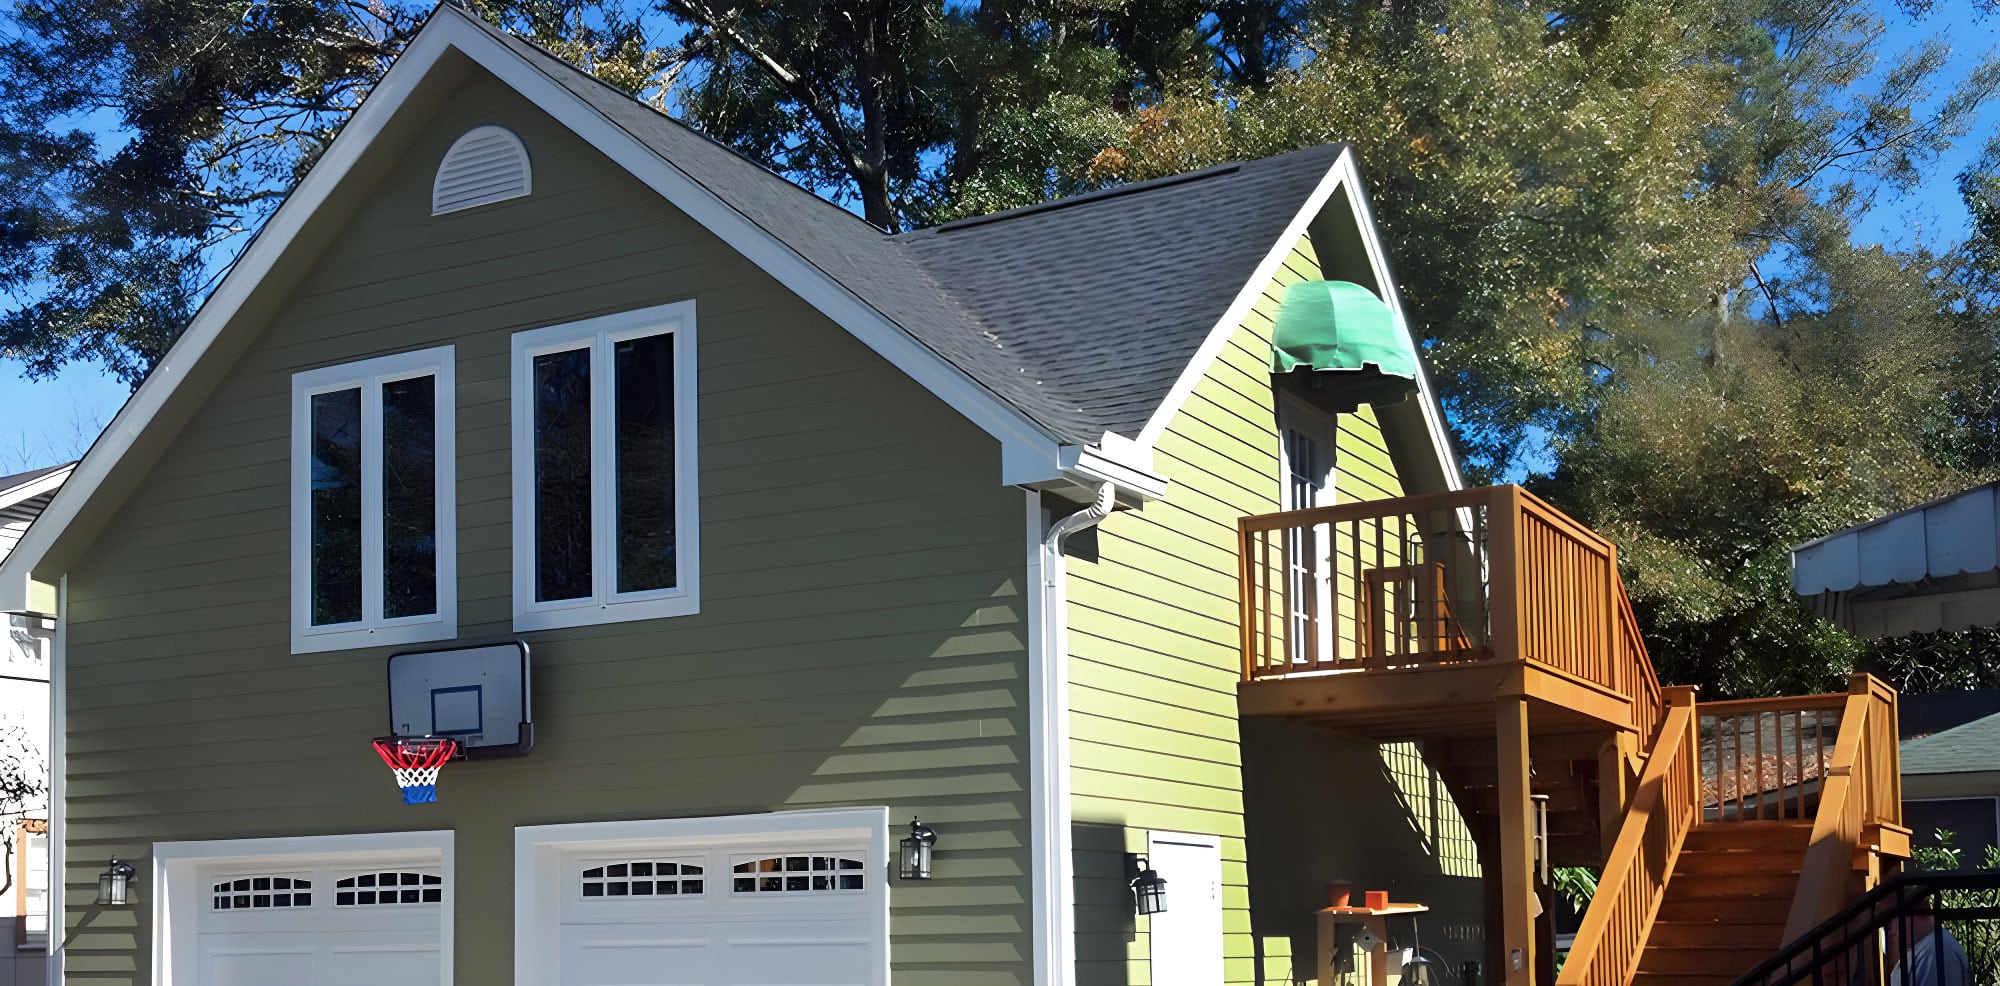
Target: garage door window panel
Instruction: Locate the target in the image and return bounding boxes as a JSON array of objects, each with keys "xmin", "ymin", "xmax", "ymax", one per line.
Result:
[
  {"xmin": 730, "ymin": 853, "xmax": 866, "ymax": 893},
  {"xmin": 335, "ymin": 870, "xmax": 443, "ymax": 906},
  {"xmin": 580, "ymin": 858, "xmax": 704, "ymax": 898},
  {"xmin": 212, "ymin": 875, "xmax": 313, "ymax": 910}
]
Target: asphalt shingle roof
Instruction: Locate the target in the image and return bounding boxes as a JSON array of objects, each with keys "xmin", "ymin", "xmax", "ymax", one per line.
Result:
[
  {"xmin": 469, "ymin": 12, "xmax": 1341, "ymax": 446},
  {"xmin": 1901, "ymin": 710, "xmax": 2000, "ymax": 775}
]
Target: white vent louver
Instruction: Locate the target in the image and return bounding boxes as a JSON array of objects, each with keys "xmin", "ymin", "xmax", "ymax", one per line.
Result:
[{"xmin": 432, "ymin": 125, "xmax": 531, "ymax": 215}]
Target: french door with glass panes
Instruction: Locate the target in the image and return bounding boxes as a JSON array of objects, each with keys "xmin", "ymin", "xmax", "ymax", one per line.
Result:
[{"xmin": 1279, "ymin": 398, "xmax": 1338, "ymax": 666}]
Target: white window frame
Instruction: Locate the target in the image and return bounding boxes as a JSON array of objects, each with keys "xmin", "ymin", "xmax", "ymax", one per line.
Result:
[
  {"xmin": 290, "ymin": 345, "xmax": 457, "ymax": 654},
  {"xmin": 511, "ymin": 301, "xmax": 699, "ymax": 631}
]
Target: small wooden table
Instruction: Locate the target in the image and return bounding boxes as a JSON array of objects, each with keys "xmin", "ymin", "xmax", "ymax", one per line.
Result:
[{"xmin": 1316, "ymin": 902, "xmax": 1430, "ymax": 986}]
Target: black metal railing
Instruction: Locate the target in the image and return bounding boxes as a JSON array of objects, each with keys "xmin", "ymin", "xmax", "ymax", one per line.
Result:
[{"xmin": 1732, "ymin": 871, "xmax": 2000, "ymax": 985}]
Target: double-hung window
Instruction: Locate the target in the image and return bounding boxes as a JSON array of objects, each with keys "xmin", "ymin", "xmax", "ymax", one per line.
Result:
[
  {"xmin": 290, "ymin": 346, "xmax": 456, "ymax": 653},
  {"xmin": 511, "ymin": 301, "xmax": 699, "ymax": 630}
]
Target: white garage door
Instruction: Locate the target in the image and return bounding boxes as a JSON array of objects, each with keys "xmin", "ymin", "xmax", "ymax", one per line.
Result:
[
  {"xmin": 195, "ymin": 864, "xmax": 444, "ymax": 986},
  {"xmin": 558, "ymin": 843, "xmax": 875, "ymax": 986}
]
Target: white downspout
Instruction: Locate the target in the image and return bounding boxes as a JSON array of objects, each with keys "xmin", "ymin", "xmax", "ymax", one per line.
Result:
[{"xmin": 1028, "ymin": 482, "xmax": 1115, "ymax": 986}]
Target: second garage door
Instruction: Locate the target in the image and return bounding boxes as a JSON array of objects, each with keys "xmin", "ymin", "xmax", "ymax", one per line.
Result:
[{"xmin": 558, "ymin": 841, "xmax": 877, "ymax": 986}]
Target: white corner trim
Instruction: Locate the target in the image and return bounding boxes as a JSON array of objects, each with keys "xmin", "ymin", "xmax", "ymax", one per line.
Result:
[
  {"xmin": 1132, "ymin": 150, "xmax": 1462, "ymax": 492},
  {"xmin": 514, "ymin": 808, "xmax": 891, "ymax": 986},
  {"xmin": 0, "ymin": 7, "xmax": 1072, "ymax": 608},
  {"xmin": 289, "ymin": 345, "xmax": 458, "ymax": 654},
  {"xmin": 1026, "ymin": 491, "xmax": 1076, "ymax": 986},
  {"xmin": 151, "ymin": 829, "xmax": 455, "ymax": 986},
  {"xmin": 44, "ymin": 575, "xmax": 64, "ymax": 986},
  {"xmin": 509, "ymin": 300, "xmax": 700, "ymax": 631}
]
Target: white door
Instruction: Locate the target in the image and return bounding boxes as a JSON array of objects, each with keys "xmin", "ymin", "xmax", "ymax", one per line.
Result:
[
  {"xmin": 1146, "ymin": 832, "xmax": 1223, "ymax": 986},
  {"xmin": 1279, "ymin": 398, "xmax": 1339, "ymax": 664},
  {"xmin": 196, "ymin": 864, "xmax": 444, "ymax": 986},
  {"xmin": 558, "ymin": 842, "xmax": 878, "ymax": 985}
]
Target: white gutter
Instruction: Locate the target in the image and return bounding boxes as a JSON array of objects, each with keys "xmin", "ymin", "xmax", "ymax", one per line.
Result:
[{"xmin": 1027, "ymin": 482, "xmax": 1116, "ymax": 986}]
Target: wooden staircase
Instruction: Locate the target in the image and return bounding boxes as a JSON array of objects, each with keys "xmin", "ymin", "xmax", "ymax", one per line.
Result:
[{"xmin": 1636, "ymin": 822, "xmax": 1811, "ymax": 985}]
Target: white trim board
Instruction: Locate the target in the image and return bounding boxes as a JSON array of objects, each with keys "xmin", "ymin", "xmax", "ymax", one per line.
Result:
[
  {"xmin": 151, "ymin": 829, "xmax": 455, "ymax": 986},
  {"xmin": 0, "ymin": 4, "xmax": 1104, "ymax": 612},
  {"xmin": 514, "ymin": 807, "xmax": 891, "ymax": 986},
  {"xmin": 1132, "ymin": 149, "xmax": 1462, "ymax": 492}
]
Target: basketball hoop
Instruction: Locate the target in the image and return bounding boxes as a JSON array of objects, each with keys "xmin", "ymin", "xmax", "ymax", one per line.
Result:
[{"xmin": 372, "ymin": 735, "xmax": 459, "ymax": 805}]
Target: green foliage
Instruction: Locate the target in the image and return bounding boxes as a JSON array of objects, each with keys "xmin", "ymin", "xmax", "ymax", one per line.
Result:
[
  {"xmin": 1551, "ymin": 866, "xmax": 1597, "ymax": 912},
  {"xmin": 1860, "ymin": 626, "xmax": 2000, "ymax": 694}
]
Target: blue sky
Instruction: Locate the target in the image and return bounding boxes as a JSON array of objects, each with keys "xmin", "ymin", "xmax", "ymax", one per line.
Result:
[{"xmin": 2, "ymin": 1, "xmax": 1995, "ymax": 475}]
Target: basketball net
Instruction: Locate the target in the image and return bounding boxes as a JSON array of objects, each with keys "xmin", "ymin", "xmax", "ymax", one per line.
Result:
[{"xmin": 372, "ymin": 736, "xmax": 459, "ymax": 805}]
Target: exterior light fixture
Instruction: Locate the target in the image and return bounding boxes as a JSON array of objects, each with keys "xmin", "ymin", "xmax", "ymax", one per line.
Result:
[
  {"xmin": 899, "ymin": 816, "xmax": 938, "ymax": 880},
  {"xmin": 97, "ymin": 856, "xmax": 137, "ymax": 906},
  {"xmin": 1130, "ymin": 855, "xmax": 1167, "ymax": 915}
]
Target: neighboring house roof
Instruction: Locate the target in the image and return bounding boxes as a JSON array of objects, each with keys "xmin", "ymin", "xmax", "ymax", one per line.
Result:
[
  {"xmin": 1792, "ymin": 481, "xmax": 2000, "ymax": 596},
  {"xmin": 0, "ymin": 5, "xmax": 1461, "ymax": 611},
  {"xmin": 1901, "ymin": 710, "xmax": 2000, "ymax": 775},
  {"xmin": 0, "ymin": 463, "xmax": 73, "ymax": 569},
  {"xmin": 1899, "ymin": 689, "xmax": 2000, "ymax": 742}
]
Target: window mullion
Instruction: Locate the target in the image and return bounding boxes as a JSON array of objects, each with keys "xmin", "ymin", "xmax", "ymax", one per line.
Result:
[
  {"xmin": 591, "ymin": 333, "xmax": 615, "ymax": 606},
  {"xmin": 360, "ymin": 376, "xmax": 385, "ymax": 626}
]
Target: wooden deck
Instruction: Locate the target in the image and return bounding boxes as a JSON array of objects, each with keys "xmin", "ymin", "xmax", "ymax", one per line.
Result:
[{"xmin": 1232, "ymin": 486, "xmax": 1907, "ymax": 985}]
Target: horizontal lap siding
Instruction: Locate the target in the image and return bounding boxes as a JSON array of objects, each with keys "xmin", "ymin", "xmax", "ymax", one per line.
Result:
[
  {"xmin": 62, "ymin": 72, "xmax": 1028, "ymax": 986},
  {"xmin": 1066, "ymin": 236, "xmax": 1318, "ymax": 986}
]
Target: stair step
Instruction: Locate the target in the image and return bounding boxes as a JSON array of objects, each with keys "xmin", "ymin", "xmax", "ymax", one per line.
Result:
[
  {"xmin": 1663, "ymin": 873, "xmax": 1799, "ymax": 900},
  {"xmin": 1632, "ymin": 973, "xmax": 1749, "ymax": 986},
  {"xmin": 1656, "ymin": 899, "xmax": 1791, "ymax": 925},
  {"xmin": 1647, "ymin": 919, "xmax": 1787, "ymax": 949},
  {"xmin": 1682, "ymin": 822, "xmax": 1812, "ymax": 852},
  {"xmin": 1637, "ymin": 945, "xmax": 1775, "ymax": 977},
  {"xmin": 1671, "ymin": 850, "xmax": 1803, "ymax": 876}
]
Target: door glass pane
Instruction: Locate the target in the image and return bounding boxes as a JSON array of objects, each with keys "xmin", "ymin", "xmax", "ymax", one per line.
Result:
[
  {"xmin": 613, "ymin": 332, "xmax": 676, "ymax": 593},
  {"xmin": 533, "ymin": 348, "xmax": 592, "ymax": 601},
  {"xmin": 310, "ymin": 387, "xmax": 363, "ymax": 625},
  {"xmin": 382, "ymin": 375, "xmax": 437, "ymax": 619}
]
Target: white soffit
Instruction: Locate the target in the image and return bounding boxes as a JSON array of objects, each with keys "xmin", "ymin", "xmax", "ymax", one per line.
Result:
[{"xmin": 1792, "ymin": 482, "xmax": 2000, "ymax": 595}]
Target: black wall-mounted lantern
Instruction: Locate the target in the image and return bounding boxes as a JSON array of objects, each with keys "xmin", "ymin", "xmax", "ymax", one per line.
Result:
[
  {"xmin": 97, "ymin": 857, "xmax": 136, "ymax": 906},
  {"xmin": 1130, "ymin": 855, "xmax": 1167, "ymax": 915},
  {"xmin": 899, "ymin": 817, "xmax": 938, "ymax": 880}
]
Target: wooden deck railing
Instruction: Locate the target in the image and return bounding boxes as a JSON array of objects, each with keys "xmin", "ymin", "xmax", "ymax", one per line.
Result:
[
  {"xmin": 1781, "ymin": 674, "xmax": 1903, "ymax": 941},
  {"xmin": 1556, "ymin": 687, "xmax": 1700, "ymax": 986},
  {"xmin": 1696, "ymin": 692, "xmax": 1847, "ymax": 822},
  {"xmin": 1238, "ymin": 484, "xmax": 1663, "ymax": 730}
]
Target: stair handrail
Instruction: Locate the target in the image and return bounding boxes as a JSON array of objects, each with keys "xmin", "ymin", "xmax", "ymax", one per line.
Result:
[
  {"xmin": 1617, "ymin": 581, "xmax": 1664, "ymax": 752},
  {"xmin": 1732, "ymin": 870, "xmax": 2000, "ymax": 986},
  {"xmin": 1781, "ymin": 674, "xmax": 1902, "ymax": 942},
  {"xmin": 1555, "ymin": 685, "xmax": 1700, "ymax": 986}
]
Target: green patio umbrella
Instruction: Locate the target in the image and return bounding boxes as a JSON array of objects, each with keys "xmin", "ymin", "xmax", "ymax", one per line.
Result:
[{"xmin": 1269, "ymin": 280, "xmax": 1419, "ymax": 411}]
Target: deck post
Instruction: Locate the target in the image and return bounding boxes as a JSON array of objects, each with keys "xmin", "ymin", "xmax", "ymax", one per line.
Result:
[
  {"xmin": 1495, "ymin": 694, "xmax": 1537, "ymax": 986},
  {"xmin": 1597, "ymin": 730, "xmax": 1635, "ymax": 861}
]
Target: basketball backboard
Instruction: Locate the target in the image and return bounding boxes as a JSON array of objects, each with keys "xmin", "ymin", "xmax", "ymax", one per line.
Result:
[{"xmin": 387, "ymin": 642, "xmax": 533, "ymax": 759}]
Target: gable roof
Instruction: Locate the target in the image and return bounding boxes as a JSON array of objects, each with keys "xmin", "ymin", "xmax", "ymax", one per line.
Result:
[
  {"xmin": 1, "ymin": 4, "xmax": 1459, "ymax": 610},
  {"xmin": 469, "ymin": 14, "xmax": 1353, "ymax": 446}
]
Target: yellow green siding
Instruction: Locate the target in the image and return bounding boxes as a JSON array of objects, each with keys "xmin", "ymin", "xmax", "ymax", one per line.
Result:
[
  {"xmin": 1065, "ymin": 235, "xmax": 1316, "ymax": 985},
  {"xmin": 1066, "ymin": 234, "xmax": 1482, "ymax": 986}
]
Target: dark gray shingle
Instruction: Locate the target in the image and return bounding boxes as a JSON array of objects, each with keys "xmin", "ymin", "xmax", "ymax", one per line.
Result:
[{"xmin": 462, "ymin": 11, "xmax": 1340, "ymax": 446}]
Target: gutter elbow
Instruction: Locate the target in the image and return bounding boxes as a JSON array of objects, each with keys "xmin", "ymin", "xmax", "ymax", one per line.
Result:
[{"xmin": 1043, "ymin": 481, "xmax": 1116, "ymax": 555}]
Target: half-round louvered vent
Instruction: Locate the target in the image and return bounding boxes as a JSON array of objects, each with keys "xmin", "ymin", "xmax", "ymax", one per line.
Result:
[{"xmin": 432, "ymin": 125, "xmax": 531, "ymax": 215}]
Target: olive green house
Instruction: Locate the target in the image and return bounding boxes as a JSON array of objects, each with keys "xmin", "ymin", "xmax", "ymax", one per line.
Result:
[{"xmin": 0, "ymin": 6, "xmax": 1498, "ymax": 986}]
